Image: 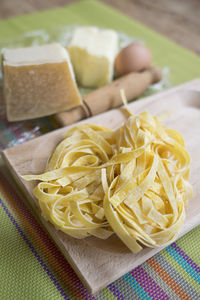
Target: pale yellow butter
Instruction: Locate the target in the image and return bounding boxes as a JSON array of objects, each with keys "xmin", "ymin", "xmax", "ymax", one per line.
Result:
[
  {"xmin": 68, "ymin": 27, "xmax": 119, "ymax": 88},
  {"xmin": 3, "ymin": 43, "xmax": 82, "ymax": 121}
]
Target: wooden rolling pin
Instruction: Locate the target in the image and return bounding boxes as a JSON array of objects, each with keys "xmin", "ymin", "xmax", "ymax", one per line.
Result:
[{"xmin": 54, "ymin": 66, "xmax": 162, "ymax": 127}]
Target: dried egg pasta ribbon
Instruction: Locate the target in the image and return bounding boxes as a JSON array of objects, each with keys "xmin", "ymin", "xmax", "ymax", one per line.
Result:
[
  {"xmin": 23, "ymin": 124, "xmax": 114, "ymax": 239},
  {"xmin": 22, "ymin": 111, "xmax": 193, "ymax": 253}
]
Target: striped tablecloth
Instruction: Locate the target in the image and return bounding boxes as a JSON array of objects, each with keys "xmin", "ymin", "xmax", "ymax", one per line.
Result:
[{"xmin": 0, "ymin": 1, "xmax": 200, "ymax": 299}]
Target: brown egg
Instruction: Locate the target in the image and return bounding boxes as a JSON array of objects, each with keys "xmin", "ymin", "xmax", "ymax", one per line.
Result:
[{"xmin": 114, "ymin": 43, "xmax": 152, "ymax": 76}]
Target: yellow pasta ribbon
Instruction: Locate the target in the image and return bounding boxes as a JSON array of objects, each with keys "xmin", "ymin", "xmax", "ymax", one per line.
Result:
[{"xmin": 22, "ymin": 111, "xmax": 193, "ymax": 253}]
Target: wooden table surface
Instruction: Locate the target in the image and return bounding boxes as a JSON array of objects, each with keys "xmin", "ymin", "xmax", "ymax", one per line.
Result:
[{"xmin": 0, "ymin": 0, "xmax": 200, "ymax": 55}]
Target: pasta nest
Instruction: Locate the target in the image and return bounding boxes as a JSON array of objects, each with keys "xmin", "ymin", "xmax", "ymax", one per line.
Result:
[{"xmin": 23, "ymin": 112, "xmax": 193, "ymax": 253}]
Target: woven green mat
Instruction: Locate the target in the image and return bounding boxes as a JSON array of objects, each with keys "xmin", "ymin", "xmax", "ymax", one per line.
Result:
[{"xmin": 0, "ymin": 1, "xmax": 200, "ymax": 299}]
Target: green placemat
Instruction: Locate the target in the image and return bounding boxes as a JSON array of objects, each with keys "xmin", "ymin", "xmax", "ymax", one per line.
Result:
[
  {"xmin": 0, "ymin": 0, "xmax": 200, "ymax": 85},
  {"xmin": 0, "ymin": 1, "xmax": 200, "ymax": 299}
]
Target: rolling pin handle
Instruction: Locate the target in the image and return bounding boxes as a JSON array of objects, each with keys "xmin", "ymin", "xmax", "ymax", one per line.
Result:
[{"xmin": 54, "ymin": 66, "xmax": 162, "ymax": 126}]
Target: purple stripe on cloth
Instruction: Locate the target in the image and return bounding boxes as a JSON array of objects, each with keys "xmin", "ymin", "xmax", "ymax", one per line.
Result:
[
  {"xmin": 108, "ymin": 282, "xmax": 125, "ymax": 300},
  {"xmin": 130, "ymin": 266, "xmax": 170, "ymax": 300},
  {"xmin": 0, "ymin": 197, "xmax": 70, "ymax": 300},
  {"xmin": 0, "ymin": 171, "xmax": 96, "ymax": 300},
  {"xmin": 171, "ymin": 243, "xmax": 200, "ymax": 275}
]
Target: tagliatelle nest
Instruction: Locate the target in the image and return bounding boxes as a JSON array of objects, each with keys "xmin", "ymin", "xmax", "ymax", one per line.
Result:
[{"xmin": 23, "ymin": 111, "xmax": 193, "ymax": 253}]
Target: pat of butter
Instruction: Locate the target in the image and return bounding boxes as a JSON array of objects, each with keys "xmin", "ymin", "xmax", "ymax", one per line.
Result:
[
  {"xmin": 3, "ymin": 43, "xmax": 82, "ymax": 121},
  {"xmin": 68, "ymin": 27, "xmax": 119, "ymax": 88}
]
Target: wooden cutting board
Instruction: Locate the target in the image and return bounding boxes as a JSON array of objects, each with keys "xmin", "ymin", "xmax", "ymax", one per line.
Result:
[{"xmin": 2, "ymin": 79, "xmax": 200, "ymax": 294}]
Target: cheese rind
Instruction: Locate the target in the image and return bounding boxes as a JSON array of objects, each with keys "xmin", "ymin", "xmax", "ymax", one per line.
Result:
[
  {"xmin": 3, "ymin": 43, "xmax": 70, "ymax": 66},
  {"xmin": 3, "ymin": 43, "xmax": 82, "ymax": 121},
  {"xmin": 68, "ymin": 27, "xmax": 119, "ymax": 88}
]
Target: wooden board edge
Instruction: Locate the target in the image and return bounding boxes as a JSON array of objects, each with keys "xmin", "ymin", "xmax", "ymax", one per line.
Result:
[{"xmin": 1, "ymin": 150, "xmax": 95, "ymax": 294}]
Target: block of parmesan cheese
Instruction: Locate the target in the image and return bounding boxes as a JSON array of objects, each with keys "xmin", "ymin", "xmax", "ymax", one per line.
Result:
[
  {"xmin": 68, "ymin": 27, "xmax": 119, "ymax": 88},
  {"xmin": 3, "ymin": 43, "xmax": 82, "ymax": 121}
]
